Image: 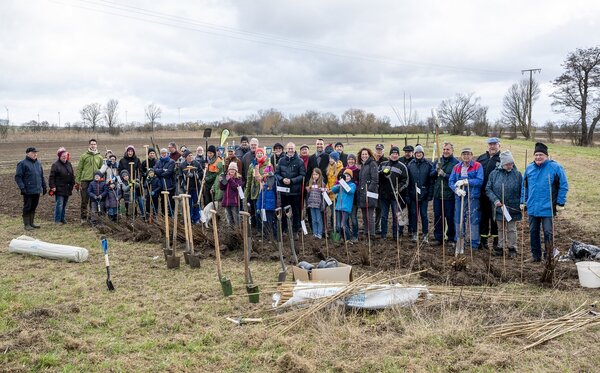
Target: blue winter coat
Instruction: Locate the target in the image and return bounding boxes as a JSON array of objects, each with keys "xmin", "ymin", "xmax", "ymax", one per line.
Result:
[
  {"xmin": 332, "ymin": 181, "xmax": 356, "ymax": 213},
  {"xmin": 257, "ymin": 184, "xmax": 277, "ymax": 211},
  {"xmin": 520, "ymin": 160, "xmax": 568, "ymax": 217},
  {"xmin": 407, "ymin": 157, "xmax": 433, "ymax": 201},
  {"xmin": 105, "ymin": 185, "xmax": 120, "ymax": 209},
  {"xmin": 15, "ymin": 156, "xmax": 47, "ymax": 195},
  {"xmin": 486, "ymin": 166, "xmax": 523, "ymax": 222},
  {"xmin": 153, "ymin": 156, "xmax": 176, "ymax": 191},
  {"xmin": 449, "ymin": 160, "xmax": 484, "ymax": 199},
  {"xmin": 87, "ymin": 180, "xmax": 107, "ymax": 200}
]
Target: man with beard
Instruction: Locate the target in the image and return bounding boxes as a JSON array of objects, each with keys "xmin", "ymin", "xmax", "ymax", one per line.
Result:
[
  {"xmin": 400, "ymin": 145, "xmax": 414, "ymax": 167},
  {"xmin": 75, "ymin": 139, "xmax": 103, "ymax": 223},
  {"xmin": 235, "ymin": 135, "xmax": 250, "ymax": 159},
  {"xmin": 307, "ymin": 138, "xmax": 329, "ymax": 181}
]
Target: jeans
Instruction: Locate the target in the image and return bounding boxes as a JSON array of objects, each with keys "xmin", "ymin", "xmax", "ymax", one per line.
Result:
[
  {"xmin": 350, "ymin": 204, "xmax": 359, "ymax": 240},
  {"xmin": 336, "ymin": 210, "xmax": 351, "ymax": 240},
  {"xmin": 433, "ymin": 198, "xmax": 456, "ymax": 242},
  {"xmin": 225, "ymin": 206, "xmax": 240, "ymax": 226},
  {"xmin": 310, "ymin": 208, "xmax": 323, "ymax": 237},
  {"xmin": 528, "ymin": 216, "xmax": 553, "ymax": 260},
  {"xmin": 454, "ymin": 197, "xmax": 481, "ymax": 250},
  {"xmin": 54, "ymin": 195, "xmax": 69, "ymax": 223},
  {"xmin": 409, "ymin": 198, "xmax": 429, "ymax": 236},
  {"xmin": 107, "ymin": 207, "xmax": 117, "ymax": 220},
  {"xmin": 379, "ymin": 198, "xmax": 399, "ymax": 239},
  {"xmin": 189, "ymin": 190, "xmax": 200, "ymax": 223}
]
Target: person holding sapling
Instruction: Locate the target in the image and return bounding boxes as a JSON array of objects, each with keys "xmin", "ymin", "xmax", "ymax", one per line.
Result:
[
  {"xmin": 485, "ymin": 150, "xmax": 522, "ymax": 258},
  {"xmin": 180, "ymin": 150, "xmax": 202, "ymax": 224},
  {"xmin": 203, "ymin": 145, "xmax": 223, "ymax": 206},
  {"xmin": 119, "ymin": 170, "xmax": 145, "ymax": 219},
  {"xmin": 331, "ymin": 169, "xmax": 357, "ymax": 244},
  {"xmin": 325, "ymin": 151, "xmax": 344, "ymax": 229},
  {"xmin": 430, "ymin": 141, "xmax": 460, "ymax": 246},
  {"xmin": 378, "ymin": 145, "xmax": 409, "ymax": 241},
  {"xmin": 407, "ymin": 145, "xmax": 433, "ymax": 243},
  {"xmin": 219, "ymin": 162, "xmax": 243, "ymax": 226},
  {"xmin": 305, "ymin": 168, "xmax": 326, "ymax": 239}
]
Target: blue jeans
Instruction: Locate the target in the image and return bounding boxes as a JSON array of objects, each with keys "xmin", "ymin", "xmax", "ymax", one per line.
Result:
[
  {"xmin": 379, "ymin": 198, "xmax": 399, "ymax": 239},
  {"xmin": 528, "ymin": 216, "xmax": 553, "ymax": 260},
  {"xmin": 310, "ymin": 208, "xmax": 323, "ymax": 237},
  {"xmin": 336, "ymin": 210, "xmax": 351, "ymax": 240},
  {"xmin": 189, "ymin": 190, "xmax": 200, "ymax": 223},
  {"xmin": 454, "ymin": 197, "xmax": 480, "ymax": 249},
  {"xmin": 409, "ymin": 198, "xmax": 429, "ymax": 236},
  {"xmin": 54, "ymin": 195, "xmax": 69, "ymax": 223},
  {"xmin": 433, "ymin": 198, "xmax": 456, "ymax": 242},
  {"xmin": 350, "ymin": 204, "xmax": 359, "ymax": 239}
]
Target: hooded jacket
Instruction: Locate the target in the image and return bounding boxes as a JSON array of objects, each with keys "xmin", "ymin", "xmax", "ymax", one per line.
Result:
[
  {"xmin": 153, "ymin": 156, "xmax": 176, "ymax": 191},
  {"xmin": 219, "ymin": 173, "xmax": 243, "ymax": 207},
  {"xmin": 118, "ymin": 149, "xmax": 143, "ymax": 181},
  {"xmin": 407, "ymin": 157, "xmax": 433, "ymax": 201},
  {"xmin": 449, "ymin": 160, "xmax": 484, "ymax": 199},
  {"xmin": 75, "ymin": 149, "xmax": 103, "ymax": 183},
  {"xmin": 332, "ymin": 181, "xmax": 356, "ymax": 213},
  {"xmin": 486, "ymin": 165, "xmax": 523, "ymax": 222}
]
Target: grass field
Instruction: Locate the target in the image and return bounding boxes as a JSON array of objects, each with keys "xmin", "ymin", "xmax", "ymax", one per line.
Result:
[{"xmin": 1, "ymin": 133, "xmax": 600, "ymax": 372}]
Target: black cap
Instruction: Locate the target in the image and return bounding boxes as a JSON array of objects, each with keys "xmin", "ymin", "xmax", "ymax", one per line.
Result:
[
  {"xmin": 273, "ymin": 142, "xmax": 284, "ymax": 150},
  {"xmin": 207, "ymin": 145, "xmax": 217, "ymax": 154},
  {"xmin": 334, "ymin": 142, "xmax": 343, "ymax": 147},
  {"xmin": 182, "ymin": 150, "xmax": 192, "ymax": 158},
  {"xmin": 147, "ymin": 147, "xmax": 156, "ymax": 154},
  {"xmin": 402, "ymin": 145, "xmax": 414, "ymax": 152},
  {"xmin": 26, "ymin": 147, "xmax": 38, "ymax": 153},
  {"xmin": 534, "ymin": 142, "xmax": 548, "ymax": 156}
]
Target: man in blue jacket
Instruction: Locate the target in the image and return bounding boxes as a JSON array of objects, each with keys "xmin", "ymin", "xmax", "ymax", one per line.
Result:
[
  {"xmin": 154, "ymin": 148, "xmax": 176, "ymax": 216},
  {"xmin": 15, "ymin": 147, "xmax": 47, "ymax": 230},
  {"xmin": 521, "ymin": 142, "xmax": 568, "ymax": 262}
]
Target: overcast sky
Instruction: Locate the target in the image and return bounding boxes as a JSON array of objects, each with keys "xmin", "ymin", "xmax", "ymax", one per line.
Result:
[{"xmin": 1, "ymin": 0, "xmax": 599, "ymax": 126}]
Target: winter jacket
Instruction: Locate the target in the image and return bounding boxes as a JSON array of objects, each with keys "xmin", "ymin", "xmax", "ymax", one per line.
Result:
[
  {"xmin": 118, "ymin": 180, "xmax": 142, "ymax": 202},
  {"xmin": 375, "ymin": 155, "xmax": 388, "ymax": 166},
  {"xmin": 15, "ymin": 156, "xmax": 47, "ymax": 195},
  {"xmin": 256, "ymin": 173, "xmax": 277, "ymax": 211},
  {"xmin": 75, "ymin": 150, "xmax": 103, "ymax": 183},
  {"xmin": 153, "ymin": 156, "xmax": 176, "ymax": 191},
  {"xmin": 326, "ymin": 160, "xmax": 344, "ymax": 200},
  {"xmin": 486, "ymin": 166, "xmax": 523, "ymax": 222},
  {"xmin": 275, "ymin": 152, "xmax": 306, "ymax": 196},
  {"xmin": 224, "ymin": 155, "xmax": 243, "ymax": 177},
  {"xmin": 332, "ymin": 181, "xmax": 356, "ymax": 213},
  {"xmin": 343, "ymin": 165, "xmax": 360, "ymax": 205},
  {"xmin": 169, "ymin": 151, "xmax": 181, "ymax": 162},
  {"xmin": 245, "ymin": 160, "xmax": 272, "ymax": 201},
  {"xmin": 49, "ymin": 159, "xmax": 75, "ymax": 196},
  {"xmin": 307, "ymin": 152, "xmax": 329, "ymax": 180},
  {"xmin": 378, "ymin": 159, "xmax": 409, "ymax": 201},
  {"xmin": 449, "ymin": 160, "xmax": 484, "ymax": 199},
  {"xmin": 400, "ymin": 156, "xmax": 414, "ymax": 168},
  {"xmin": 338, "ymin": 152, "xmax": 348, "ymax": 167},
  {"xmin": 219, "ymin": 174, "xmax": 243, "ymax": 207},
  {"xmin": 521, "ymin": 160, "xmax": 568, "ymax": 217},
  {"xmin": 270, "ymin": 153, "xmax": 284, "ymax": 169},
  {"xmin": 241, "ymin": 151, "xmax": 256, "ymax": 181},
  {"xmin": 141, "ymin": 157, "xmax": 157, "ymax": 177},
  {"xmin": 430, "ymin": 155, "xmax": 459, "ymax": 200},
  {"xmin": 194, "ymin": 155, "xmax": 206, "ymax": 170},
  {"xmin": 235, "ymin": 146, "xmax": 250, "ymax": 160},
  {"xmin": 407, "ymin": 157, "xmax": 434, "ymax": 201},
  {"xmin": 100, "ymin": 160, "xmax": 120, "ymax": 184},
  {"xmin": 118, "ymin": 152, "xmax": 143, "ymax": 181},
  {"xmin": 87, "ymin": 180, "xmax": 107, "ymax": 201},
  {"xmin": 306, "ymin": 180, "xmax": 325, "ymax": 209},
  {"xmin": 105, "ymin": 184, "xmax": 120, "ymax": 209},
  {"xmin": 180, "ymin": 160, "xmax": 202, "ymax": 192},
  {"xmin": 204, "ymin": 157, "xmax": 223, "ymax": 191},
  {"xmin": 476, "ymin": 151, "xmax": 501, "ymax": 195},
  {"xmin": 358, "ymin": 157, "xmax": 379, "ymax": 208},
  {"xmin": 145, "ymin": 175, "xmax": 162, "ymax": 196}
]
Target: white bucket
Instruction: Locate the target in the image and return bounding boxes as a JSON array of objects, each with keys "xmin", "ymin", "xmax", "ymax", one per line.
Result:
[{"xmin": 575, "ymin": 261, "xmax": 600, "ymax": 288}]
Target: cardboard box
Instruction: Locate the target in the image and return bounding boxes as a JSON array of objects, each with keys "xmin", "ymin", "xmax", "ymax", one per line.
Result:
[{"xmin": 292, "ymin": 262, "xmax": 353, "ymax": 283}]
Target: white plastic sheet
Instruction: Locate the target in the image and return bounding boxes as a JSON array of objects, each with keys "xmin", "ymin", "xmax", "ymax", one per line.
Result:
[{"xmin": 8, "ymin": 235, "xmax": 89, "ymax": 263}]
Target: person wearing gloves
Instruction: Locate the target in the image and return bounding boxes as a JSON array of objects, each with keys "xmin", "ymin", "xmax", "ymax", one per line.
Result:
[
  {"xmin": 449, "ymin": 147, "xmax": 484, "ymax": 252},
  {"xmin": 219, "ymin": 162, "xmax": 243, "ymax": 226},
  {"xmin": 378, "ymin": 146, "xmax": 410, "ymax": 241},
  {"xmin": 100, "ymin": 154, "xmax": 120, "ymax": 184},
  {"xmin": 407, "ymin": 145, "xmax": 433, "ymax": 243},
  {"xmin": 485, "ymin": 150, "xmax": 522, "ymax": 258},
  {"xmin": 203, "ymin": 145, "xmax": 223, "ymax": 206},
  {"xmin": 75, "ymin": 139, "xmax": 103, "ymax": 223},
  {"xmin": 49, "ymin": 148, "xmax": 75, "ymax": 224},
  {"xmin": 118, "ymin": 170, "xmax": 145, "ymax": 219},
  {"xmin": 430, "ymin": 142, "xmax": 460, "ymax": 246},
  {"xmin": 357, "ymin": 147, "xmax": 379, "ymax": 239},
  {"xmin": 87, "ymin": 171, "xmax": 107, "ymax": 224},
  {"xmin": 325, "ymin": 151, "xmax": 344, "ymax": 229},
  {"xmin": 15, "ymin": 147, "xmax": 47, "ymax": 230},
  {"xmin": 180, "ymin": 150, "xmax": 202, "ymax": 224},
  {"xmin": 520, "ymin": 142, "xmax": 569, "ymax": 262},
  {"xmin": 331, "ymin": 168, "xmax": 357, "ymax": 243},
  {"xmin": 153, "ymin": 148, "xmax": 176, "ymax": 216},
  {"xmin": 275, "ymin": 142, "xmax": 306, "ymax": 235},
  {"xmin": 344, "ymin": 153, "xmax": 361, "ymax": 242},
  {"xmin": 477, "ymin": 137, "xmax": 502, "ymax": 251},
  {"xmin": 144, "ymin": 168, "xmax": 161, "ymax": 218}
]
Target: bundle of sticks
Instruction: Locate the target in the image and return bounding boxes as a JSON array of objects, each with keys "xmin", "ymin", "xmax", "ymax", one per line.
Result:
[{"xmin": 489, "ymin": 301, "xmax": 600, "ymax": 351}]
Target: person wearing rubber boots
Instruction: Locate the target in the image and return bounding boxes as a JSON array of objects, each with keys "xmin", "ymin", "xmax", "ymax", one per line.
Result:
[
  {"xmin": 15, "ymin": 147, "xmax": 47, "ymax": 230},
  {"xmin": 477, "ymin": 137, "xmax": 501, "ymax": 250}
]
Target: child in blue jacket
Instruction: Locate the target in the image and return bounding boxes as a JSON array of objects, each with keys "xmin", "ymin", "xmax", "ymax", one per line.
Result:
[
  {"xmin": 331, "ymin": 169, "xmax": 357, "ymax": 243},
  {"xmin": 256, "ymin": 164, "xmax": 277, "ymax": 242},
  {"xmin": 87, "ymin": 171, "xmax": 107, "ymax": 223}
]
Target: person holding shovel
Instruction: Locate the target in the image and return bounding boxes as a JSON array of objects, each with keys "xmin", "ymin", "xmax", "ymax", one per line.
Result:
[
  {"xmin": 153, "ymin": 148, "xmax": 176, "ymax": 217},
  {"xmin": 378, "ymin": 146, "xmax": 409, "ymax": 241},
  {"xmin": 219, "ymin": 162, "xmax": 243, "ymax": 227},
  {"xmin": 520, "ymin": 142, "xmax": 569, "ymax": 262},
  {"xmin": 449, "ymin": 147, "xmax": 484, "ymax": 252},
  {"xmin": 407, "ymin": 145, "xmax": 433, "ymax": 243},
  {"xmin": 430, "ymin": 141, "xmax": 459, "ymax": 246},
  {"xmin": 244, "ymin": 147, "xmax": 271, "ymax": 231},
  {"xmin": 144, "ymin": 169, "xmax": 161, "ymax": 219},
  {"xmin": 87, "ymin": 171, "xmax": 107, "ymax": 225},
  {"xmin": 477, "ymin": 137, "xmax": 502, "ymax": 251},
  {"xmin": 180, "ymin": 150, "xmax": 202, "ymax": 224},
  {"xmin": 15, "ymin": 147, "xmax": 47, "ymax": 230},
  {"xmin": 203, "ymin": 145, "xmax": 223, "ymax": 206},
  {"xmin": 331, "ymin": 169, "xmax": 357, "ymax": 244},
  {"xmin": 486, "ymin": 150, "xmax": 522, "ymax": 258},
  {"xmin": 117, "ymin": 145, "xmax": 143, "ymax": 182}
]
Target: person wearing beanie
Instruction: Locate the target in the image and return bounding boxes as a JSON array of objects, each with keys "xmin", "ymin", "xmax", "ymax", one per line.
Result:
[
  {"xmin": 235, "ymin": 136, "xmax": 251, "ymax": 159},
  {"xmin": 203, "ymin": 143, "xmax": 224, "ymax": 207},
  {"xmin": 521, "ymin": 142, "xmax": 568, "ymax": 262},
  {"xmin": 86, "ymin": 170, "xmax": 107, "ymax": 225},
  {"xmin": 270, "ymin": 142, "xmax": 284, "ymax": 169},
  {"xmin": 331, "ymin": 166, "xmax": 357, "ymax": 244},
  {"xmin": 179, "ymin": 150, "xmax": 202, "ymax": 223},
  {"xmin": 325, "ymin": 151, "xmax": 344, "ymax": 227},
  {"xmin": 343, "ymin": 153, "xmax": 361, "ymax": 242},
  {"xmin": 407, "ymin": 144, "xmax": 433, "ymax": 243},
  {"xmin": 245, "ymin": 147, "xmax": 273, "ymax": 233},
  {"xmin": 153, "ymin": 148, "xmax": 176, "ymax": 216},
  {"xmin": 477, "ymin": 137, "xmax": 502, "ymax": 250},
  {"xmin": 378, "ymin": 145, "xmax": 409, "ymax": 240},
  {"xmin": 429, "ymin": 141, "xmax": 460, "ymax": 246},
  {"xmin": 75, "ymin": 139, "xmax": 103, "ymax": 223},
  {"xmin": 219, "ymin": 155, "xmax": 243, "ymax": 227},
  {"xmin": 334, "ymin": 142, "xmax": 348, "ymax": 167},
  {"xmin": 49, "ymin": 146, "xmax": 75, "ymax": 224},
  {"xmin": 144, "ymin": 167, "xmax": 161, "ymax": 219},
  {"xmin": 449, "ymin": 147, "xmax": 484, "ymax": 253},
  {"xmin": 485, "ymin": 150, "xmax": 522, "ymax": 258},
  {"xmin": 118, "ymin": 144, "xmax": 143, "ymax": 184},
  {"xmin": 142, "ymin": 147, "xmax": 158, "ymax": 180},
  {"xmin": 15, "ymin": 147, "xmax": 47, "ymax": 230}
]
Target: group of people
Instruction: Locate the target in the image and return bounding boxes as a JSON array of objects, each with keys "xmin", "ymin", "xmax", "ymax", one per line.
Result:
[{"xmin": 15, "ymin": 135, "xmax": 569, "ymax": 263}]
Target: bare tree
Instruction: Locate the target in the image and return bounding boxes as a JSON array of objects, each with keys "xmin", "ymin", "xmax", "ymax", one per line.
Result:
[
  {"xmin": 145, "ymin": 103, "xmax": 162, "ymax": 133},
  {"xmin": 391, "ymin": 92, "xmax": 419, "ymax": 126},
  {"xmin": 80, "ymin": 103, "xmax": 103, "ymax": 132},
  {"xmin": 437, "ymin": 93, "xmax": 481, "ymax": 135},
  {"xmin": 501, "ymin": 79, "xmax": 540, "ymax": 139},
  {"xmin": 104, "ymin": 99, "xmax": 119, "ymax": 135},
  {"xmin": 551, "ymin": 46, "xmax": 600, "ymax": 146},
  {"xmin": 472, "ymin": 106, "xmax": 490, "ymax": 136}
]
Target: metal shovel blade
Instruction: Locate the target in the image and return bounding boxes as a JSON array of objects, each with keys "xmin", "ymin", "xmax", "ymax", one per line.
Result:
[
  {"xmin": 106, "ymin": 268, "xmax": 115, "ymax": 291},
  {"xmin": 246, "ymin": 284, "xmax": 260, "ymax": 303},
  {"xmin": 188, "ymin": 253, "xmax": 201, "ymax": 268},
  {"xmin": 220, "ymin": 277, "xmax": 233, "ymax": 296}
]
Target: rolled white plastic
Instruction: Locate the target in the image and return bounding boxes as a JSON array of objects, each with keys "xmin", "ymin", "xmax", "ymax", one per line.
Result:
[{"xmin": 8, "ymin": 235, "xmax": 89, "ymax": 263}]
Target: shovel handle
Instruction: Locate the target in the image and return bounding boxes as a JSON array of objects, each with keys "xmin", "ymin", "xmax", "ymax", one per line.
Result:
[
  {"xmin": 275, "ymin": 207, "xmax": 282, "ymax": 219},
  {"xmin": 210, "ymin": 209, "xmax": 223, "ymax": 279},
  {"xmin": 284, "ymin": 205, "xmax": 292, "ymax": 217},
  {"xmin": 104, "ymin": 254, "xmax": 110, "ymax": 267}
]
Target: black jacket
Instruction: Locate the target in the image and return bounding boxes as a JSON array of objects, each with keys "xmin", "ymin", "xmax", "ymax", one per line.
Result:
[
  {"xmin": 15, "ymin": 156, "xmax": 47, "ymax": 195},
  {"xmin": 118, "ymin": 151, "xmax": 143, "ymax": 181},
  {"xmin": 378, "ymin": 159, "xmax": 409, "ymax": 203},
  {"xmin": 275, "ymin": 152, "xmax": 306, "ymax": 196},
  {"xmin": 338, "ymin": 151, "xmax": 348, "ymax": 167},
  {"xmin": 358, "ymin": 157, "xmax": 379, "ymax": 208},
  {"xmin": 307, "ymin": 152, "xmax": 329, "ymax": 181},
  {"xmin": 476, "ymin": 151, "xmax": 501, "ymax": 201},
  {"xmin": 407, "ymin": 157, "xmax": 433, "ymax": 201},
  {"xmin": 49, "ymin": 159, "xmax": 75, "ymax": 196}
]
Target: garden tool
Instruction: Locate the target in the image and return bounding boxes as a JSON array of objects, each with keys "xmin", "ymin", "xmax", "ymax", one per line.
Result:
[
  {"xmin": 241, "ymin": 211, "xmax": 259, "ymax": 303},
  {"xmin": 101, "ymin": 238, "xmax": 115, "ymax": 291},
  {"xmin": 275, "ymin": 207, "xmax": 287, "ymax": 284},
  {"xmin": 183, "ymin": 194, "xmax": 200, "ymax": 268},
  {"xmin": 165, "ymin": 195, "xmax": 180, "ymax": 268},
  {"xmin": 284, "ymin": 205, "xmax": 299, "ymax": 265},
  {"xmin": 331, "ymin": 194, "xmax": 341, "ymax": 244},
  {"xmin": 456, "ymin": 185, "xmax": 466, "ymax": 256},
  {"xmin": 162, "ymin": 191, "xmax": 171, "ymax": 260},
  {"xmin": 210, "ymin": 209, "xmax": 232, "ymax": 296}
]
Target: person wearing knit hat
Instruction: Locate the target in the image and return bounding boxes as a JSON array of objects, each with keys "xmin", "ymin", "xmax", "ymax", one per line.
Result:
[
  {"xmin": 219, "ymin": 155, "xmax": 243, "ymax": 227},
  {"xmin": 414, "ymin": 145, "xmax": 425, "ymax": 154},
  {"xmin": 153, "ymin": 147, "xmax": 177, "ymax": 217},
  {"xmin": 118, "ymin": 144, "xmax": 142, "ymax": 183},
  {"xmin": 326, "ymin": 151, "xmax": 344, "ymax": 224},
  {"xmin": 204, "ymin": 143, "xmax": 224, "ymax": 207},
  {"xmin": 223, "ymin": 144, "xmax": 243, "ymax": 183},
  {"xmin": 379, "ymin": 145, "xmax": 409, "ymax": 240},
  {"xmin": 485, "ymin": 150, "xmax": 522, "ymax": 258},
  {"xmin": 49, "ymin": 145, "xmax": 75, "ymax": 224},
  {"xmin": 179, "ymin": 149, "xmax": 201, "ymax": 223},
  {"xmin": 477, "ymin": 135, "xmax": 502, "ymax": 251},
  {"xmin": 334, "ymin": 142, "xmax": 348, "ymax": 167},
  {"xmin": 331, "ymin": 165, "xmax": 357, "ymax": 243},
  {"xmin": 407, "ymin": 144, "xmax": 433, "ymax": 242},
  {"xmin": 521, "ymin": 142, "xmax": 568, "ymax": 262},
  {"xmin": 344, "ymin": 153, "xmax": 360, "ymax": 242},
  {"xmin": 389, "ymin": 146, "xmax": 400, "ymax": 155},
  {"xmin": 227, "ymin": 162, "xmax": 238, "ymax": 172},
  {"xmin": 207, "ymin": 145, "xmax": 217, "ymax": 156},
  {"xmin": 87, "ymin": 169, "xmax": 107, "ymax": 225}
]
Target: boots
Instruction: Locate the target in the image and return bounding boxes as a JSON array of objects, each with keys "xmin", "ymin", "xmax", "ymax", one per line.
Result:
[
  {"xmin": 508, "ymin": 248, "xmax": 517, "ymax": 259},
  {"xmin": 30, "ymin": 212, "xmax": 41, "ymax": 229},
  {"xmin": 23, "ymin": 214, "xmax": 34, "ymax": 231},
  {"xmin": 493, "ymin": 247, "xmax": 504, "ymax": 257}
]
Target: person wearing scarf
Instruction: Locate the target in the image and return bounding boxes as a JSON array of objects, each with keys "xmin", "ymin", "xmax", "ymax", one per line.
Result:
[
  {"xmin": 75, "ymin": 139, "xmax": 103, "ymax": 223},
  {"xmin": 49, "ymin": 148, "xmax": 75, "ymax": 224},
  {"xmin": 245, "ymin": 147, "xmax": 271, "ymax": 231}
]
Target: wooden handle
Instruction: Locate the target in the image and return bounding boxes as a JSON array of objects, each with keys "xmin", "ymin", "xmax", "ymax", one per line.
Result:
[
  {"xmin": 211, "ymin": 210, "xmax": 222, "ymax": 279},
  {"xmin": 163, "ymin": 192, "xmax": 170, "ymax": 249},
  {"xmin": 172, "ymin": 197, "xmax": 179, "ymax": 251},
  {"xmin": 104, "ymin": 254, "xmax": 110, "ymax": 267}
]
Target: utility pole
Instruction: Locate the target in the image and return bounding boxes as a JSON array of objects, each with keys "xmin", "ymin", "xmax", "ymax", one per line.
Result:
[
  {"xmin": 178, "ymin": 107, "xmax": 181, "ymax": 123},
  {"xmin": 58, "ymin": 111, "xmax": 61, "ymax": 127},
  {"xmin": 37, "ymin": 113, "xmax": 40, "ymax": 124},
  {"xmin": 125, "ymin": 110, "xmax": 128, "ymax": 125},
  {"xmin": 4, "ymin": 106, "xmax": 8, "ymax": 124},
  {"xmin": 521, "ymin": 68, "xmax": 541, "ymax": 136}
]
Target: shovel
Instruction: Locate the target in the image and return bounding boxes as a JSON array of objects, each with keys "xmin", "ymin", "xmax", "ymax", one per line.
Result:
[
  {"xmin": 183, "ymin": 194, "xmax": 201, "ymax": 268},
  {"xmin": 284, "ymin": 205, "xmax": 299, "ymax": 265},
  {"xmin": 210, "ymin": 209, "xmax": 232, "ymax": 296},
  {"xmin": 275, "ymin": 207, "xmax": 287, "ymax": 284},
  {"xmin": 241, "ymin": 211, "xmax": 259, "ymax": 303},
  {"xmin": 101, "ymin": 238, "xmax": 115, "ymax": 291},
  {"xmin": 331, "ymin": 194, "xmax": 341, "ymax": 244},
  {"xmin": 167, "ymin": 195, "xmax": 182, "ymax": 267},
  {"xmin": 161, "ymin": 191, "xmax": 173, "ymax": 261}
]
